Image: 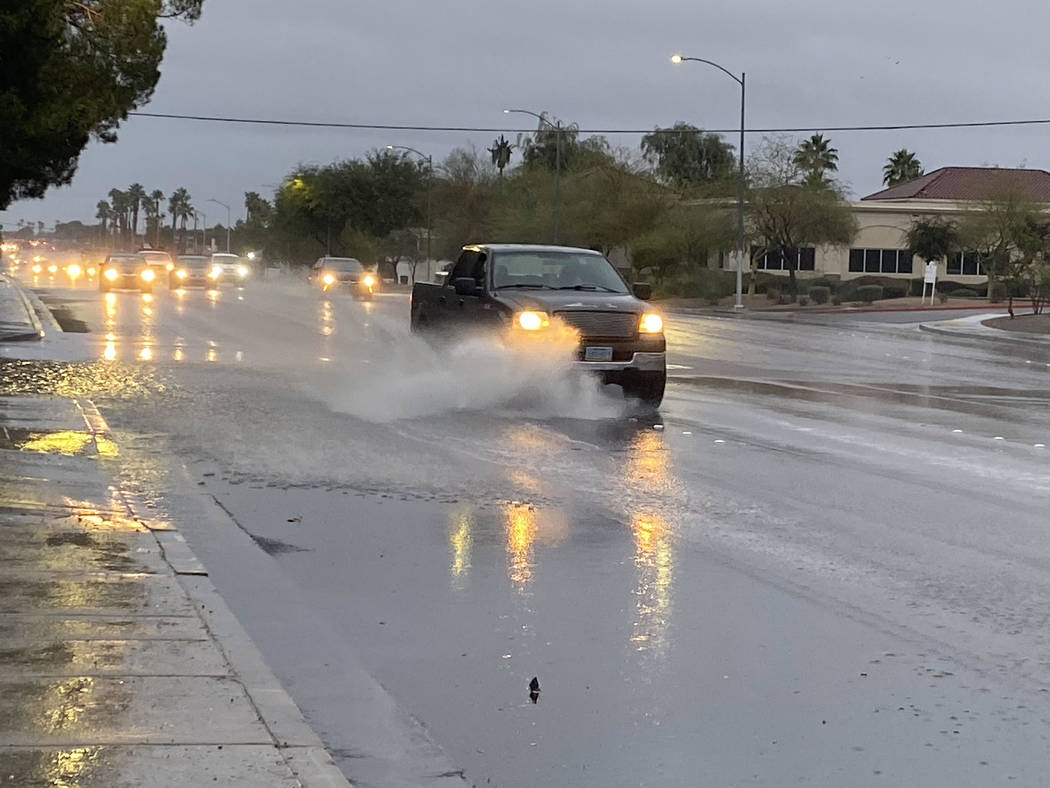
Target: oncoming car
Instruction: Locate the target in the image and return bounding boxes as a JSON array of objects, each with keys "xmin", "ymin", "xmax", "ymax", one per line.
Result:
[
  {"xmin": 313, "ymin": 256, "xmax": 377, "ymax": 299},
  {"xmin": 138, "ymin": 249, "xmax": 175, "ymax": 280},
  {"xmin": 209, "ymin": 253, "xmax": 251, "ymax": 286},
  {"xmin": 100, "ymin": 253, "xmax": 155, "ymax": 293},
  {"xmin": 169, "ymin": 255, "xmax": 216, "ymax": 289}
]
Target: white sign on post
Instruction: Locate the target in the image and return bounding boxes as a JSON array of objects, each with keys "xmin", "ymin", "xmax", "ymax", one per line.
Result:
[{"xmin": 922, "ymin": 261, "xmax": 938, "ymax": 305}]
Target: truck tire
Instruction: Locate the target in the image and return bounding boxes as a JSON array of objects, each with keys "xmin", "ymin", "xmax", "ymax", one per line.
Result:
[{"xmin": 623, "ymin": 373, "xmax": 665, "ymax": 408}]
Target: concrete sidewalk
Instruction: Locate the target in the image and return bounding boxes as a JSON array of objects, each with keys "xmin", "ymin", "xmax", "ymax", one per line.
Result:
[
  {"xmin": 0, "ymin": 274, "xmax": 44, "ymax": 341},
  {"xmin": 919, "ymin": 312, "xmax": 1050, "ymax": 345},
  {"xmin": 0, "ymin": 395, "xmax": 351, "ymax": 787}
]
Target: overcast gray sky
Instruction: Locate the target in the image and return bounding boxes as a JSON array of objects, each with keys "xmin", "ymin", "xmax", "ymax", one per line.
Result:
[{"xmin": 4, "ymin": 0, "xmax": 1048, "ymax": 229}]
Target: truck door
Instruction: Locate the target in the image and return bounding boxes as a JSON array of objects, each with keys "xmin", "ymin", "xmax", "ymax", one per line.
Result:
[{"xmin": 441, "ymin": 250, "xmax": 488, "ymax": 327}]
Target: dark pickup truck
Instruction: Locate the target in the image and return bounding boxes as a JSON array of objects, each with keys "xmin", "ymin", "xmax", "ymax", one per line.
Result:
[{"xmin": 410, "ymin": 244, "xmax": 666, "ymax": 405}]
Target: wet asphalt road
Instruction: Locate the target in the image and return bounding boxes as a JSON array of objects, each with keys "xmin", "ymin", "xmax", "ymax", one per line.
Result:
[{"xmin": 5, "ymin": 275, "xmax": 1050, "ymax": 787}]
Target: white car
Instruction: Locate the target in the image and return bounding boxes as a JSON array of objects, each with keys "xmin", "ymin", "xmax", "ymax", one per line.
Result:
[{"xmin": 209, "ymin": 253, "xmax": 251, "ymax": 285}]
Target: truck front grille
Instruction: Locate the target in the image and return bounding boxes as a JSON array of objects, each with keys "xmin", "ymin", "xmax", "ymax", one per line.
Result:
[{"xmin": 554, "ymin": 311, "xmax": 637, "ymax": 339}]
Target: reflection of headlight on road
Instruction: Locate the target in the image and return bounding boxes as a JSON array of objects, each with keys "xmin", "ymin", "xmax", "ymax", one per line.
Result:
[
  {"xmin": 176, "ymin": 269, "xmax": 187, "ymax": 279},
  {"xmin": 104, "ymin": 268, "xmax": 119, "ymax": 281},
  {"xmin": 67, "ymin": 264, "xmax": 81, "ymax": 277},
  {"xmin": 639, "ymin": 313, "xmax": 664, "ymax": 334},
  {"xmin": 363, "ymin": 274, "xmax": 376, "ymax": 287},
  {"xmin": 140, "ymin": 269, "xmax": 156, "ymax": 282},
  {"xmin": 322, "ymin": 273, "xmax": 335, "ymax": 285},
  {"xmin": 236, "ymin": 265, "xmax": 248, "ymax": 278},
  {"xmin": 517, "ymin": 311, "xmax": 550, "ymax": 331},
  {"xmin": 209, "ymin": 267, "xmax": 222, "ymax": 279}
]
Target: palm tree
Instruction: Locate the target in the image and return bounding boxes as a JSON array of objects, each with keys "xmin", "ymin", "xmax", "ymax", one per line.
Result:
[
  {"xmin": 95, "ymin": 200, "xmax": 113, "ymax": 240},
  {"xmin": 168, "ymin": 188, "xmax": 193, "ymax": 251},
  {"xmin": 793, "ymin": 133, "xmax": 839, "ymax": 187},
  {"xmin": 108, "ymin": 188, "xmax": 129, "ymax": 247},
  {"xmin": 488, "ymin": 135, "xmax": 514, "ymax": 177},
  {"xmin": 127, "ymin": 183, "xmax": 147, "ymax": 243},
  {"xmin": 883, "ymin": 149, "xmax": 924, "ymax": 187},
  {"xmin": 147, "ymin": 189, "xmax": 165, "ymax": 246}
]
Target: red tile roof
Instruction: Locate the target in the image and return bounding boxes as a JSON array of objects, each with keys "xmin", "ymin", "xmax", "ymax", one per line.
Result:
[{"xmin": 862, "ymin": 167, "xmax": 1050, "ymax": 202}]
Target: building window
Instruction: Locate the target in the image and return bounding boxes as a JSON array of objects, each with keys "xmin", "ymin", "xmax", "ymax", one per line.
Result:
[
  {"xmin": 755, "ymin": 247, "xmax": 816, "ymax": 271},
  {"xmin": 848, "ymin": 248, "xmax": 914, "ymax": 274},
  {"xmin": 947, "ymin": 252, "xmax": 983, "ymax": 276}
]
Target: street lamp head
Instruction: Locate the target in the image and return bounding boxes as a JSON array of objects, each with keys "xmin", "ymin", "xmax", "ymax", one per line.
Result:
[
  {"xmin": 386, "ymin": 145, "xmax": 394, "ymax": 150},
  {"xmin": 502, "ymin": 109, "xmax": 511, "ymax": 114},
  {"xmin": 670, "ymin": 54, "xmax": 684, "ymax": 64}
]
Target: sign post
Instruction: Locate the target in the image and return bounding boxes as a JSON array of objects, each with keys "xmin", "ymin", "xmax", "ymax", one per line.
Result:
[{"xmin": 921, "ymin": 261, "xmax": 938, "ymax": 305}]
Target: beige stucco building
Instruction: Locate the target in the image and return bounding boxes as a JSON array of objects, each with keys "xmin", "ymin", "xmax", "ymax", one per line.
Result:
[{"xmin": 733, "ymin": 166, "xmax": 1050, "ymax": 283}]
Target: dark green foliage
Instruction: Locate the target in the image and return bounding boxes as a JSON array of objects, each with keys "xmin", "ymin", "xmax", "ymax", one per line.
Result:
[
  {"xmin": 641, "ymin": 123, "xmax": 736, "ymax": 190},
  {"xmin": 948, "ymin": 288, "xmax": 978, "ymax": 298},
  {"xmin": 905, "ymin": 218, "xmax": 957, "ymax": 263},
  {"xmin": 808, "ymin": 286, "xmax": 830, "ymax": 304},
  {"xmin": 0, "ymin": 0, "xmax": 204, "ymax": 209},
  {"xmin": 653, "ymin": 268, "xmax": 735, "ymax": 302},
  {"xmin": 856, "ymin": 284, "xmax": 884, "ymax": 303}
]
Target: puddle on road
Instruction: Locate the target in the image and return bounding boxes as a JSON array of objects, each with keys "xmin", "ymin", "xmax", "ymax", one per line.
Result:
[{"xmin": 0, "ymin": 359, "xmax": 170, "ymax": 401}]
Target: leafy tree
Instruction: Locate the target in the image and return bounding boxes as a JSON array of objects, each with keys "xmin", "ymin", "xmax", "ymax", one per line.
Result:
[
  {"xmin": 244, "ymin": 191, "xmax": 273, "ymax": 225},
  {"xmin": 641, "ymin": 122, "xmax": 736, "ymax": 190},
  {"xmin": 630, "ymin": 202, "xmax": 735, "ymax": 284},
  {"xmin": 0, "ymin": 0, "xmax": 204, "ymax": 210},
  {"xmin": 792, "ymin": 133, "xmax": 839, "ymax": 188},
  {"xmin": 431, "ymin": 147, "xmax": 498, "ymax": 259},
  {"xmin": 108, "ymin": 188, "xmax": 129, "ymax": 246},
  {"xmin": 95, "ymin": 200, "xmax": 112, "ymax": 239},
  {"xmin": 883, "ymin": 149, "xmax": 924, "ymax": 187},
  {"xmin": 519, "ymin": 114, "xmax": 577, "ymax": 172},
  {"xmin": 488, "ymin": 135, "xmax": 514, "ymax": 177},
  {"xmin": 957, "ymin": 188, "xmax": 1047, "ymax": 316},
  {"xmin": 749, "ymin": 136, "xmax": 856, "ymax": 297},
  {"xmin": 905, "ymin": 217, "xmax": 957, "ymax": 263},
  {"xmin": 145, "ymin": 189, "xmax": 165, "ymax": 245}
]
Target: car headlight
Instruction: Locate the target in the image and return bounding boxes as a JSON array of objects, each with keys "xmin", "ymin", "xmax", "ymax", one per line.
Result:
[
  {"xmin": 176, "ymin": 269, "xmax": 187, "ymax": 279},
  {"xmin": 140, "ymin": 269, "xmax": 156, "ymax": 282},
  {"xmin": 517, "ymin": 311, "xmax": 550, "ymax": 331},
  {"xmin": 322, "ymin": 273, "xmax": 335, "ymax": 285},
  {"xmin": 639, "ymin": 313, "xmax": 664, "ymax": 334},
  {"xmin": 209, "ymin": 266, "xmax": 222, "ymax": 279},
  {"xmin": 67, "ymin": 264, "xmax": 81, "ymax": 277},
  {"xmin": 166, "ymin": 262, "xmax": 175, "ymax": 271},
  {"xmin": 48, "ymin": 264, "xmax": 58, "ymax": 273},
  {"xmin": 104, "ymin": 268, "xmax": 119, "ymax": 280},
  {"xmin": 32, "ymin": 264, "xmax": 42, "ymax": 274},
  {"xmin": 236, "ymin": 265, "xmax": 249, "ymax": 278},
  {"xmin": 87, "ymin": 267, "xmax": 97, "ymax": 276},
  {"xmin": 362, "ymin": 274, "xmax": 376, "ymax": 287}
]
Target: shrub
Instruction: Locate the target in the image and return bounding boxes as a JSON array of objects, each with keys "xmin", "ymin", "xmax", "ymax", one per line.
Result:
[
  {"xmin": 988, "ymin": 282, "xmax": 1008, "ymax": 303},
  {"xmin": 856, "ymin": 284, "xmax": 884, "ymax": 304},
  {"xmin": 808, "ymin": 286, "xmax": 830, "ymax": 304},
  {"xmin": 798, "ymin": 295, "xmax": 810, "ymax": 306},
  {"xmin": 766, "ymin": 287, "xmax": 781, "ymax": 301},
  {"xmin": 831, "ymin": 294, "xmax": 843, "ymax": 306},
  {"xmin": 949, "ymin": 288, "xmax": 978, "ymax": 298},
  {"xmin": 652, "ymin": 268, "xmax": 736, "ymax": 301},
  {"xmin": 776, "ymin": 294, "xmax": 791, "ymax": 305},
  {"xmin": 937, "ymin": 291, "xmax": 948, "ymax": 304},
  {"xmin": 882, "ymin": 283, "xmax": 909, "ymax": 299}
]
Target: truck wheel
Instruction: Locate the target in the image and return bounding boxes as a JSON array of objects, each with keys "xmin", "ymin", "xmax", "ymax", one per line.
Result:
[{"xmin": 623, "ymin": 374, "xmax": 665, "ymax": 408}]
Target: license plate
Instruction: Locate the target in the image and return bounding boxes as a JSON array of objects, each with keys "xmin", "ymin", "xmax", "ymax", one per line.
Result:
[{"xmin": 584, "ymin": 346, "xmax": 613, "ymax": 362}]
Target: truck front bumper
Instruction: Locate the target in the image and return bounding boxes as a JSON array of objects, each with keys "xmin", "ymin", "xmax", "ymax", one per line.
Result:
[{"xmin": 574, "ymin": 352, "xmax": 666, "ymax": 373}]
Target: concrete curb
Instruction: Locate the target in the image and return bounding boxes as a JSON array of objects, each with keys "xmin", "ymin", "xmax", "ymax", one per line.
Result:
[
  {"xmin": 918, "ymin": 313, "xmax": 1050, "ymax": 346},
  {"xmin": 76, "ymin": 399, "xmax": 352, "ymax": 788},
  {"xmin": 0, "ymin": 274, "xmax": 44, "ymax": 341}
]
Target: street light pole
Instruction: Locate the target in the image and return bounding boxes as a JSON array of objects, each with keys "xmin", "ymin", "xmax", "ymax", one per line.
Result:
[
  {"xmin": 504, "ymin": 108, "xmax": 561, "ymax": 243},
  {"xmin": 387, "ymin": 145, "xmax": 432, "ymax": 282},
  {"xmin": 207, "ymin": 198, "xmax": 231, "ymax": 252},
  {"xmin": 671, "ymin": 54, "xmax": 746, "ymax": 310}
]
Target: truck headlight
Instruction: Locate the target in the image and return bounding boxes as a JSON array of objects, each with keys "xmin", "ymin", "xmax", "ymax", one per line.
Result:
[
  {"xmin": 209, "ymin": 266, "xmax": 222, "ymax": 279},
  {"xmin": 140, "ymin": 269, "xmax": 156, "ymax": 282},
  {"xmin": 363, "ymin": 274, "xmax": 376, "ymax": 287},
  {"xmin": 517, "ymin": 311, "xmax": 550, "ymax": 331},
  {"xmin": 176, "ymin": 269, "xmax": 188, "ymax": 279},
  {"xmin": 639, "ymin": 313, "xmax": 663, "ymax": 333},
  {"xmin": 236, "ymin": 265, "xmax": 249, "ymax": 278},
  {"xmin": 67, "ymin": 264, "xmax": 81, "ymax": 277},
  {"xmin": 104, "ymin": 268, "xmax": 119, "ymax": 281},
  {"xmin": 322, "ymin": 273, "xmax": 335, "ymax": 285}
]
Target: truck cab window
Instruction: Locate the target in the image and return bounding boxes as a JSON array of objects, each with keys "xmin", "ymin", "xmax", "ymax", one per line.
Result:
[{"xmin": 448, "ymin": 251, "xmax": 487, "ymax": 288}]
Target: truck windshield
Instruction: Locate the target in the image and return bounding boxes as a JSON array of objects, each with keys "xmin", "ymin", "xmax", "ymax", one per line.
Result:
[{"xmin": 492, "ymin": 251, "xmax": 628, "ymax": 293}]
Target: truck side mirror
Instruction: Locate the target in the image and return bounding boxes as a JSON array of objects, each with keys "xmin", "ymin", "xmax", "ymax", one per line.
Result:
[
  {"xmin": 633, "ymin": 282, "xmax": 652, "ymax": 301},
  {"xmin": 454, "ymin": 277, "xmax": 478, "ymax": 296}
]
